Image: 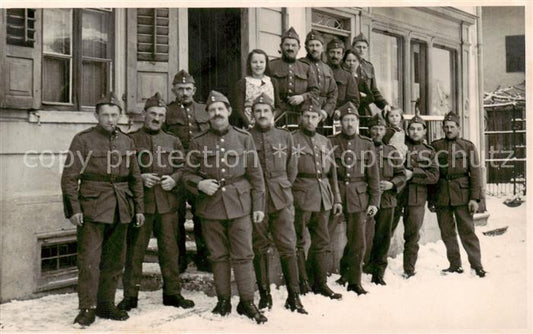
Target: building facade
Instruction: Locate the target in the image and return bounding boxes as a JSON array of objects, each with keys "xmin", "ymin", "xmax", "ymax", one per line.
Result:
[{"xmin": 0, "ymin": 7, "xmax": 484, "ymax": 301}]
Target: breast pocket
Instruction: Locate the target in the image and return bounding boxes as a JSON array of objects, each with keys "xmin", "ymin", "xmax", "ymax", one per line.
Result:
[
  {"xmin": 271, "ymin": 143, "xmax": 288, "ymax": 171},
  {"xmin": 294, "ymin": 71, "xmax": 309, "ymax": 93}
]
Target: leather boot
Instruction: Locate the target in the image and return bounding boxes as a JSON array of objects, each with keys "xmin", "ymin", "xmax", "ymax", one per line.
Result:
[
  {"xmin": 117, "ymin": 297, "xmax": 138, "ymax": 311},
  {"xmin": 285, "ymin": 291, "xmax": 308, "ymax": 314},
  {"xmin": 212, "ymin": 297, "xmax": 232, "ymax": 316},
  {"xmin": 253, "ymin": 254, "xmax": 272, "ymax": 310},
  {"xmin": 296, "ymin": 249, "xmax": 311, "ymax": 294},
  {"xmin": 73, "ymin": 308, "xmax": 96, "ymax": 327},
  {"xmin": 236, "ymin": 300, "xmax": 268, "ymax": 324},
  {"xmin": 313, "ymin": 252, "xmax": 342, "ymax": 300},
  {"xmin": 95, "ymin": 302, "xmax": 129, "ymax": 321},
  {"xmin": 163, "ymin": 293, "xmax": 195, "ymax": 309},
  {"xmin": 347, "ymin": 283, "xmax": 368, "ymax": 295}
]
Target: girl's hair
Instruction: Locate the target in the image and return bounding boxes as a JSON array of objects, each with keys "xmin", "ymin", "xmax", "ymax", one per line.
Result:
[
  {"xmin": 342, "ymin": 48, "xmax": 358, "ymax": 63},
  {"xmin": 246, "ymin": 49, "xmax": 270, "ymax": 76},
  {"xmin": 383, "ymin": 107, "xmax": 405, "ymax": 127}
]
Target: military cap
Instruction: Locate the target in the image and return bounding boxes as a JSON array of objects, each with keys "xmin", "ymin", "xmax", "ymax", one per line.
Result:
[
  {"xmin": 367, "ymin": 113, "xmax": 387, "ymax": 128},
  {"xmin": 205, "ymin": 90, "xmax": 230, "ymax": 110},
  {"xmin": 305, "ymin": 29, "xmax": 325, "ymax": 45},
  {"xmin": 338, "ymin": 101, "xmax": 359, "ymax": 120},
  {"xmin": 96, "ymin": 92, "xmax": 122, "ymax": 112},
  {"xmin": 352, "ymin": 33, "xmax": 369, "ymax": 46},
  {"xmin": 327, "ymin": 37, "xmax": 345, "ymax": 51},
  {"xmin": 252, "ymin": 93, "xmax": 274, "ymax": 109},
  {"xmin": 408, "ymin": 114, "xmax": 427, "ymax": 128},
  {"xmin": 172, "ymin": 69, "xmax": 195, "ymax": 85},
  {"xmin": 301, "ymin": 100, "xmax": 321, "ymax": 114},
  {"xmin": 443, "ymin": 111, "xmax": 460, "ymax": 125},
  {"xmin": 281, "ymin": 26, "xmax": 300, "ymax": 43},
  {"xmin": 144, "ymin": 92, "xmax": 166, "ymax": 111}
]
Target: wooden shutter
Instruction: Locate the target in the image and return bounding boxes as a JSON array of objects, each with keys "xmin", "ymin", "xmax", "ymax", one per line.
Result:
[{"xmin": 0, "ymin": 9, "xmax": 42, "ymax": 109}]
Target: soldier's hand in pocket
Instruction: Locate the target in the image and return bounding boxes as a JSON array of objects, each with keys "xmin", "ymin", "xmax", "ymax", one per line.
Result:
[
  {"xmin": 198, "ymin": 179, "xmax": 220, "ymax": 196},
  {"xmin": 253, "ymin": 211, "xmax": 265, "ymax": 223},
  {"xmin": 333, "ymin": 203, "xmax": 343, "ymax": 216},
  {"xmin": 69, "ymin": 213, "xmax": 84, "ymax": 227},
  {"xmin": 142, "ymin": 173, "xmax": 161, "ymax": 188},
  {"xmin": 161, "ymin": 175, "xmax": 177, "ymax": 191},
  {"xmin": 135, "ymin": 213, "xmax": 145, "ymax": 228}
]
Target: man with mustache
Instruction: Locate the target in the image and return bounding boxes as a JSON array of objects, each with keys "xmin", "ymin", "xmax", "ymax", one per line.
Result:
[
  {"xmin": 248, "ymin": 93, "xmax": 307, "ymax": 314},
  {"xmin": 118, "ymin": 93, "xmax": 195, "ymax": 312},
  {"xmin": 292, "ymin": 102, "xmax": 343, "ymax": 299},
  {"xmin": 430, "ymin": 111, "xmax": 486, "ymax": 277},
  {"xmin": 61, "ymin": 93, "xmax": 145, "ymax": 327},
  {"xmin": 165, "ymin": 70, "xmax": 211, "ymax": 273},
  {"xmin": 330, "ymin": 102, "xmax": 380, "ymax": 295},
  {"xmin": 182, "ymin": 91, "xmax": 267, "ymax": 324},
  {"xmin": 270, "ymin": 27, "xmax": 319, "ymax": 127},
  {"xmin": 299, "ymin": 30, "xmax": 338, "ymax": 135}
]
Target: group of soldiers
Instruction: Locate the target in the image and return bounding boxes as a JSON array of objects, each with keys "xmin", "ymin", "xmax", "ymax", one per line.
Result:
[{"xmin": 61, "ymin": 26, "xmax": 486, "ymax": 328}]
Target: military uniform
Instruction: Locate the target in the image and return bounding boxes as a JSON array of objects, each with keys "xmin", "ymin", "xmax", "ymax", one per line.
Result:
[
  {"xmin": 364, "ymin": 115, "xmax": 407, "ymax": 282},
  {"xmin": 330, "ymin": 103, "xmax": 380, "ymax": 292},
  {"xmin": 182, "ymin": 91, "xmax": 265, "ymax": 309},
  {"xmin": 269, "ymin": 27, "xmax": 319, "ymax": 126},
  {"xmin": 164, "ymin": 70, "xmax": 210, "ymax": 271},
  {"xmin": 120, "ymin": 93, "xmax": 191, "ymax": 309},
  {"xmin": 292, "ymin": 104, "xmax": 341, "ymax": 296},
  {"xmin": 248, "ymin": 93, "xmax": 305, "ymax": 312},
  {"xmin": 430, "ymin": 112, "xmax": 484, "ymax": 272},
  {"xmin": 326, "ymin": 38, "xmax": 360, "ymax": 111},
  {"xmin": 400, "ymin": 116, "xmax": 439, "ymax": 276},
  {"xmin": 61, "ymin": 93, "xmax": 144, "ymax": 314}
]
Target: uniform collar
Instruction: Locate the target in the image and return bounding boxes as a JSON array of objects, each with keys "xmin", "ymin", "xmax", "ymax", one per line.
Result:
[
  {"xmin": 301, "ymin": 128, "xmax": 316, "ymax": 137},
  {"xmin": 341, "ymin": 132, "xmax": 356, "ymax": 140},
  {"xmin": 95, "ymin": 124, "xmax": 116, "ymax": 137},
  {"xmin": 306, "ymin": 54, "xmax": 321, "ymax": 63},
  {"xmin": 328, "ymin": 62, "xmax": 340, "ymax": 69},
  {"xmin": 142, "ymin": 126, "xmax": 160, "ymax": 135},
  {"xmin": 209, "ymin": 125, "xmax": 230, "ymax": 136},
  {"xmin": 281, "ymin": 54, "xmax": 297, "ymax": 63},
  {"xmin": 373, "ymin": 139, "xmax": 383, "ymax": 146},
  {"xmin": 254, "ymin": 123, "xmax": 272, "ymax": 133}
]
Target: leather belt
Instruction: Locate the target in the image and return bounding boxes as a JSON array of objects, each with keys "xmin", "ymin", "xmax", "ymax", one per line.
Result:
[
  {"xmin": 216, "ymin": 176, "xmax": 246, "ymax": 187},
  {"xmin": 343, "ymin": 176, "xmax": 365, "ymax": 182},
  {"xmin": 81, "ymin": 174, "xmax": 129, "ymax": 183},
  {"xmin": 444, "ymin": 174, "xmax": 468, "ymax": 180},
  {"xmin": 297, "ymin": 173, "xmax": 328, "ymax": 179}
]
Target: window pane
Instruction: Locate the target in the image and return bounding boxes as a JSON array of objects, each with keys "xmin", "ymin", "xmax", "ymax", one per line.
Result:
[
  {"xmin": 82, "ymin": 10, "xmax": 110, "ymax": 59},
  {"xmin": 43, "ymin": 9, "xmax": 72, "ymax": 55},
  {"xmin": 42, "ymin": 56, "xmax": 70, "ymax": 103},
  {"xmin": 81, "ymin": 61, "xmax": 108, "ymax": 106},
  {"xmin": 431, "ymin": 47, "xmax": 453, "ymax": 116},
  {"xmin": 411, "ymin": 41, "xmax": 427, "ymax": 114},
  {"xmin": 370, "ymin": 32, "xmax": 402, "ymax": 108}
]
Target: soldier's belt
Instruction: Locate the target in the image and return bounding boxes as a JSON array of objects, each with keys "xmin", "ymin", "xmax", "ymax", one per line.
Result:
[
  {"xmin": 342, "ymin": 176, "xmax": 366, "ymax": 183},
  {"xmin": 297, "ymin": 173, "xmax": 328, "ymax": 179},
  {"xmin": 216, "ymin": 176, "xmax": 246, "ymax": 186},
  {"xmin": 81, "ymin": 174, "xmax": 129, "ymax": 183},
  {"xmin": 444, "ymin": 173, "xmax": 468, "ymax": 180}
]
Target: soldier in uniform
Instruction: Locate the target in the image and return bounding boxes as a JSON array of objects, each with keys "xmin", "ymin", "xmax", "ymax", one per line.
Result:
[
  {"xmin": 399, "ymin": 115, "xmax": 439, "ymax": 278},
  {"xmin": 182, "ymin": 91, "xmax": 267, "ymax": 323},
  {"xmin": 164, "ymin": 70, "xmax": 211, "ymax": 272},
  {"xmin": 430, "ymin": 112, "xmax": 486, "ymax": 277},
  {"xmin": 269, "ymin": 27, "xmax": 319, "ymax": 127},
  {"xmin": 61, "ymin": 93, "xmax": 145, "ymax": 327},
  {"xmin": 326, "ymin": 37, "xmax": 360, "ymax": 114},
  {"xmin": 118, "ymin": 93, "xmax": 195, "ymax": 312},
  {"xmin": 249, "ymin": 93, "xmax": 307, "ymax": 314},
  {"xmin": 351, "ymin": 33, "xmax": 391, "ymax": 136},
  {"xmin": 299, "ymin": 30, "xmax": 338, "ymax": 135},
  {"xmin": 330, "ymin": 102, "xmax": 380, "ymax": 295},
  {"xmin": 364, "ymin": 114, "xmax": 406, "ymax": 285},
  {"xmin": 292, "ymin": 102, "xmax": 343, "ymax": 299}
]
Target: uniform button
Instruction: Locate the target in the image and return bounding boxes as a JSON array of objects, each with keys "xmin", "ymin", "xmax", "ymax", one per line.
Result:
[
  {"xmin": 221, "ymin": 138, "xmax": 225, "ymax": 143},
  {"xmin": 316, "ymin": 162, "xmax": 320, "ymax": 166},
  {"xmin": 345, "ymin": 181, "xmax": 349, "ymax": 185},
  {"xmin": 221, "ymin": 158, "xmax": 225, "ymax": 162},
  {"xmin": 289, "ymin": 82, "xmax": 293, "ymax": 86},
  {"xmin": 221, "ymin": 168, "xmax": 226, "ymax": 173},
  {"xmin": 189, "ymin": 131, "xmax": 192, "ymax": 135},
  {"xmin": 317, "ymin": 169, "xmax": 322, "ymax": 173},
  {"xmin": 289, "ymin": 70, "xmax": 293, "ymax": 74},
  {"xmin": 348, "ymin": 142, "xmax": 351, "ymax": 145},
  {"xmin": 186, "ymin": 108, "xmax": 190, "ymax": 111},
  {"xmin": 221, "ymin": 187, "xmax": 226, "ymax": 192},
  {"xmin": 346, "ymin": 173, "xmax": 350, "ymax": 177},
  {"xmin": 221, "ymin": 148, "xmax": 225, "ymax": 152},
  {"xmin": 288, "ymin": 89, "xmax": 293, "ymax": 93},
  {"xmin": 189, "ymin": 123, "xmax": 193, "ymax": 126}
]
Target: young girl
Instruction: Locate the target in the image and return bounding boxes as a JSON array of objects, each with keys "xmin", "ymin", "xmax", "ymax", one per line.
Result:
[
  {"xmin": 233, "ymin": 49, "xmax": 280, "ymax": 128},
  {"xmin": 383, "ymin": 107, "xmax": 407, "ymax": 161}
]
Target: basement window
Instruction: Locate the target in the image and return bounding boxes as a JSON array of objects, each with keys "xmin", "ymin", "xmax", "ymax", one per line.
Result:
[{"xmin": 37, "ymin": 232, "xmax": 78, "ymax": 292}]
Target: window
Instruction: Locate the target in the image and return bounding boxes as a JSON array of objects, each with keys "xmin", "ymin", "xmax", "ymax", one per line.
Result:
[
  {"xmin": 410, "ymin": 40, "xmax": 427, "ymax": 114},
  {"xmin": 6, "ymin": 9, "xmax": 36, "ymax": 47},
  {"xmin": 42, "ymin": 9, "xmax": 113, "ymax": 109},
  {"xmin": 37, "ymin": 232, "xmax": 78, "ymax": 292},
  {"xmin": 431, "ymin": 46, "xmax": 456, "ymax": 116},
  {"xmin": 41, "ymin": 241, "xmax": 77, "ymax": 273},
  {"xmin": 137, "ymin": 8, "xmax": 170, "ymax": 62},
  {"xmin": 311, "ymin": 9, "xmax": 351, "ymax": 63},
  {"xmin": 505, "ymin": 35, "xmax": 525, "ymax": 72},
  {"xmin": 371, "ymin": 31, "xmax": 402, "ymax": 109}
]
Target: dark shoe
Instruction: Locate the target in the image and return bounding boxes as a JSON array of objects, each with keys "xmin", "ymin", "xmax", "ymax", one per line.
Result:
[
  {"xmin": 258, "ymin": 290, "xmax": 273, "ymax": 310},
  {"xmin": 402, "ymin": 271, "xmax": 416, "ymax": 279},
  {"xmin": 95, "ymin": 303, "xmax": 129, "ymax": 321},
  {"xmin": 163, "ymin": 294, "xmax": 195, "ymax": 309},
  {"xmin": 212, "ymin": 298, "xmax": 232, "ymax": 316},
  {"xmin": 371, "ymin": 275, "xmax": 387, "ymax": 286},
  {"xmin": 362, "ymin": 264, "xmax": 374, "ymax": 274},
  {"xmin": 313, "ymin": 283, "xmax": 342, "ymax": 300},
  {"xmin": 284, "ymin": 293, "xmax": 308, "ymax": 314},
  {"xmin": 117, "ymin": 297, "xmax": 138, "ymax": 311},
  {"xmin": 347, "ymin": 283, "xmax": 368, "ymax": 295},
  {"xmin": 299, "ymin": 280, "xmax": 312, "ymax": 295},
  {"xmin": 335, "ymin": 276, "xmax": 347, "ymax": 286},
  {"xmin": 73, "ymin": 309, "xmax": 95, "ymax": 327},
  {"xmin": 474, "ymin": 268, "xmax": 487, "ymax": 278},
  {"xmin": 195, "ymin": 259, "xmax": 212, "ymax": 272},
  {"xmin": 441, "ymin": 266, "xmax": 464, "ymax": 274},
  {"xmin": 236, "ymin": 300, "xmax": 268, "ymax": 324}
]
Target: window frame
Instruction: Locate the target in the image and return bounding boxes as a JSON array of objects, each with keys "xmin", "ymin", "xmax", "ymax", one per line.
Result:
[{"xmin": 431, "ymin": 43, "xmax": 458, "ymax": 116}]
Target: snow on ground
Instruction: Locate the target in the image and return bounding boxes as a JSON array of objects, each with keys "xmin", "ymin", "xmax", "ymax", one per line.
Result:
[{"xmin": 0, "ymin": 196, "xmax": 530, "ymax": 333}]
